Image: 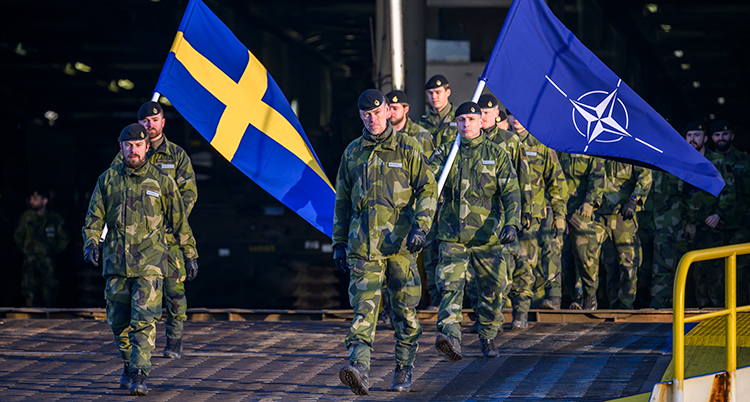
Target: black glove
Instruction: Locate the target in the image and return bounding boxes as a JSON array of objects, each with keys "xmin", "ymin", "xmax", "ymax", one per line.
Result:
[
  {"xmin": 521, "ymin": 212, "xmax": 532, "ymax": 230},
  {"xmin": 84, "ymin": 244, "xmax": 100, "ymax": 267},
  {"xmin": 185, "ymin": 259, "xmax": 199, "ymax": 281},
  {"xmin": 406, "ymin": 228, "xmax": 427, "ymax": 254},
  {"xmin": 499, "ymin": 225, "xmax": 517, "ymax": 244},
  {"xmin": 333, "ymin": 243, "xmax": 348, "ymax": 273},
  {"xmin": 620, "ymin": 198, "xmax": 638, "ymax": 220}
]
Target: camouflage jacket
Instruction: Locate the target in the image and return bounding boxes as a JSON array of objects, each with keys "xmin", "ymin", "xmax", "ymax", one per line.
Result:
[
  {"xmin": 14, "ymin": 209, "xmax": 69, "ymax": 257},
  {"xmin": 517, "ymin": 130, "xmax": 567, "ymax": 220},
  {"xmin": 333, "ymin": 125, "xmax": 437, "ymax": 260},
  {"xmin": 417, "ymin": 103, "xmax": 458, "ymax": 149},
  {"xmin": 559, "ymin": 153, "xmax": 605, "ymax": 213},
  {"xmin": 599, "ymin": 160, "xmax": 652, "ymax": 216},
  {"xmin": 428, "ymin": 132, "xmax": 521, "ymax": 246},
  {"xmin": 716, "ymin": 146, "xmax": 750, "ymax": 229},
  {"xmin": 398, "ymin": 118, "xmax": 435, "ymax": 155},
  {"xmin": 682, "ymin": 150, "xmax": 724, "ymax": 227},
  {"xmin": 485, "ymin": 126, "xmax": 532, "ymax": 217},
  {"xmin": 82, "ymin": 162, "xmax": 198, "ymax": 277},
  {"xmin": 651, "ymin": 170, "xmax": 683, "ymax": 231}
]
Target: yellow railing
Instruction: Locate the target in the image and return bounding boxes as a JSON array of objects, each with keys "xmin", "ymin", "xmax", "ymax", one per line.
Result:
[{"xmin": 673, "ymin": 242, "xmax": 750, "ymax": 398}]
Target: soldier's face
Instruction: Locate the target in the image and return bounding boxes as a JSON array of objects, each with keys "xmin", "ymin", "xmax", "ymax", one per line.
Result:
[
  {"xmin": 497, "ymin": 119, "xmax": 509, "ymax": 130},
  {"xmin": 360, "ymin": 103, "xmax": 389, "ymax": 135},
  {"xmin": 426, "ymin": 86, "xmax": 450, "ymax": 112},
  {"xmin": 139, "ymin": 113, "xmax": 165, "ymax": 140},
  {"xmin": 685, "ymin": 130, "xmax": 706, "ymax": 151},
  {"xmin": 512, "ymin": 118, "xmax": 526, "ymax": 133},
  {"xmin": 712, "ymin": 130, "xmax": 733, "ymax": 151},
  {"xmin": 121, "ymin": 139, "xmax": 150, "ymax": 168},
  {"xmin": 480, "ymin": 108, "xmax": 499, "ymax": 130},
  {"xmin": 388, "ymin": 103, "xmax": 409, "ymax": 126},
  {"xmin": 457, "ymin": 114, "xmax": 482, "ymax": 139},
  {"xmin": 29, "ymin": 194, "xmax": 47, "ymax": 210}
]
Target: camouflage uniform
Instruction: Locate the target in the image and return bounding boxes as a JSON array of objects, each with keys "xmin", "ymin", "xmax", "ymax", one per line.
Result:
[
  {"xmin": 514, "ymin": 130, "xmax": 567, "ymax": 312},
  {"xmin": 113, "ymin": 134, "xmax": 197, "ymax": 341},
  {"xmin": 559, "ymin": 153, "xmax": 606, "ymax": 306},
  {"xmin": 636, "ymin": 184, "xmax": 655, "ymax": 308},
  {"xmin": 333, "ymin": 125, "xmax": 436, "ymax": 370},
  {"xmin": 599, "ymin": 161, "xmax": 652, "ymax": 309},
  {"xmin": 398, "ymin": 118, "xmax": 435, "ymax": 156},
  {"xmin": 13, "ymin": 209, "xmax": 69, "ymax": 307},
  {"xmin": 428, "ymin": 132, "xmax": 521, "ymax": 341},
  {"xmin": 82, "ymin": 161, "xmax": 198, "ymax": 376}
]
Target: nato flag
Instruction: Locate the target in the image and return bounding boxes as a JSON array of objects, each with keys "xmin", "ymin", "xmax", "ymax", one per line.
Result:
[{"xmin": 481, "ymin": 0, "xmax": 724, "ymax": 196}]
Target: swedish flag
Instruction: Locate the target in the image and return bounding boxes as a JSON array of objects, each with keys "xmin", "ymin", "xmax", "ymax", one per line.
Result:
[{"xmin": 155, "ymin": 0, "xmax": 335, "ymax": 236}]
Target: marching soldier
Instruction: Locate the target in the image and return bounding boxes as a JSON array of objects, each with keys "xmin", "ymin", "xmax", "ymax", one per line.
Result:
[{"xmin": 386, "ymin": 90, "xmax": 434, "ymax": 155}]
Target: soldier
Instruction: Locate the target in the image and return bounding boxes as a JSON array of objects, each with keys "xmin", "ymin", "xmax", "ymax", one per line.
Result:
[
  {"xmin": 511, "ymin": 119, "xmax": 567, "ymax": 326},
  {"xmin": 428, "ymin": 101, "xmax": 520, "ymax": 360},
  {"xmin": 83, "ymin": 123, "xmax": 199, "ymax": 396},
  {"xmin": 599, "ymin": 161, "xmax": 652, "ymax": 309},
  {"xmin": 680, "ymin": 121, "xmax": 724, "ymax": 308},
  {"xmin": 13, "ymin": 189, "xmax": 69, "ymax": 307},
  {"xmin": 385, "ymin": 90, "xmax": 434, "ymax": 155},
  {"xmin": 112, "ymin": 101, "xmax": 199, "ymax": 359},
  {"xmin": 636, "ymin": 179, "xmax": 655, "ymax": 309},
  {"xmin": 333, "ymin": 89, "xmax": 436, "ymax": 395},
  {"xmin": 559, "ymin": 153, "xmax": 605, "ymax": 310}
]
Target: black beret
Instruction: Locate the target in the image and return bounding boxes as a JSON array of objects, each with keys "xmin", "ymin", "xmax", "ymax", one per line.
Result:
[
  {"xmin": 478, "ymin": 94, "xmax": 499, "ymax": 109},
  {"xmin": 385, "ymin": 90, "xmax": 408, "ymax": 105},
  {"xmin": 455, "ymin": 101, "xmax": 481, "ymax": 117},
  {"xmin": 425, "ymin": 74, "xmax": 449, "ymax": 90},
  {"xmin": 683, "ymin": 120, "xmax": 706, "ymax": 135},
  {"xmin": 497, "ymin": 110, "xmax": 508, "ymax": 122},
  {"xmin": 357, "ymin": 89, "xmax": 385, "ymax": 111},
  {"xmin": 119, "ymin": 123, "xmax": 148, "ymax": 142},
  {"xmin": 30, "ymin": 188, "xmax": 49, "ymax": 199},
  {"xmin": 137, "ymin": 101, "xmax": 163, "ymax": 120},
  {"xmin": 710, "ymin": 119, "xmax": 732, "ymax": 133}
]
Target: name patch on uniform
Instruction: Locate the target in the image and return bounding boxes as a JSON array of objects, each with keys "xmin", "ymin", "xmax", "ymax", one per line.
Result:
[
  {"xmin": 388, "ymin": 162, "xmax": 403, "ymax": 168},
  {"xmin": 161, "ymin": 163, "xmax": 175, "ymax": 169},
  {"xmin": 146, "ymin": 190, "xmax": 160, "ymax": 198},
  {"xmin": 526, "ymin": 151, "xmax": 538, "ymax": 156},
  {"xmin": 481, "ymin": 160, "xmax": 495, "ymax": 165}
]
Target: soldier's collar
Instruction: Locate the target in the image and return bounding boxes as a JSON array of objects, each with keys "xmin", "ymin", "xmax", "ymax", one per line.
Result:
[
  {"xmin": 362, "ymin": 124, "xmax": 395, "ymax": 148},
  {"xmin": 150, "ymin": 133, "xmax": 167, "ymax": 151},
  {"xmin": 122, "ymin": 161, "xmax": 149, "ymax": 176},
  {"xmin": 461, "ymin": 132, "xmax": 485, "ymax": 147}
]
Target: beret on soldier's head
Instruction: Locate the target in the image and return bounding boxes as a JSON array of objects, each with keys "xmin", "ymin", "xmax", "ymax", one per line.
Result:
[
  {"xmin": 137, "ymin": 101, "xmax": 163, "ymax": 120},
  {"xmin": 683, "ymin": 120, "xmax": 706, "ymax": 135},
  {"xmin": 497, "ymin": 110, "xmax": 508, "ymax": 122},
  {"xmin": 425, "ymin": 74, "xmax": 449, "ymax": 90},
  {"xmin": 358, "ymin": 89, "xmax": 386, "ymax": 111},
  {"xmin": 477, "ymin": 94, "xmax": 499, "ymax": 109},
  {"xmin": 30, "ymin": 188, "xmax": 49, "ymax": 199},
  {"xmin": 385, "ymin": 90, "xmax": 408, "ymax": 105},
  {"xmin": 455, "ymin": 101, "xmax": 482, "ymax": 117},
  {"xmin": 710, "ymin": 119, "xmax": 732, "ymax": 134},
  {"xmin": 119, "ymin": 123, "xmax": 148, "ymax": 142}
]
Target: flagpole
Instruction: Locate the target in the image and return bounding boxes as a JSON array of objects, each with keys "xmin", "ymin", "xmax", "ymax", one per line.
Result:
[
  {"xmin": 436, "ymin": 79, "xmax": 486, "ymax": 196},
  {"xmin": 151, "ymin": 92, "xmax": 161, "ymax": 102}
]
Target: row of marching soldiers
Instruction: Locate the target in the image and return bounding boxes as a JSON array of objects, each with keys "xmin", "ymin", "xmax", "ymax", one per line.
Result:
[{"xmin": 331, "ymin": 75, "xmax": 749, "ymax": 396}]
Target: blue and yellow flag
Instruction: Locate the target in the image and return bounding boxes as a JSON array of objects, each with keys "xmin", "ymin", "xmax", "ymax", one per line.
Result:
[{"xmin": 155, "ymin": 0, "xmax": 335, "ymax": 236}]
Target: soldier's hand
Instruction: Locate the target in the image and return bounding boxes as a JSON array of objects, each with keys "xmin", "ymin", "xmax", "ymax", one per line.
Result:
[
  {"xmin": 684, "ymin": 224, "xmax": 696, "ymax": 241},
  {"xmin": 406, "ymin": 228, "xmax": 427, "ymax": 254},
  {"xmin": 185, "ymin": 259, "xmax": 199, "ymax": 281},
  {"xmin": 333, "ymin": 244, "xmax": 348, "ymax": 273},
  {"xmin": 578, "ymin": 202, "xmax": 594, "ymax": 218},
  {"xmin": 705, "ymin": 214, "xmax": 720, "ymax": 228},
  {"xmin": 521, "ymin": 212, "xmax": 533, "ymax": 230},
  {"xmin": 499, "ymin": 225, "xmax": 517, "ymax": 244},
  {"xmin": 620, "ymin": 198, "xmax": 637, "ymax": 220},
  {"xmin": 552, "ymin": 217, "xmax": 567, "ymax": 237},
  {"xmin": 84, "ymin": 244, "xmax": 100, "ymax": 267}
]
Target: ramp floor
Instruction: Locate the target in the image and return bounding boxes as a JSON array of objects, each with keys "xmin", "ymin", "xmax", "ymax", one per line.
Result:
[{"xmin": 0, "ymin": 319, "xmax": 671, "ymax": 401}]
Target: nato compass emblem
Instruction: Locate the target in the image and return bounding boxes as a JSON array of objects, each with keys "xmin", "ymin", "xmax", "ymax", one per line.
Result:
[{"xmin": 545, "ymin": 75, "xmax": 663, "ymax": 154}]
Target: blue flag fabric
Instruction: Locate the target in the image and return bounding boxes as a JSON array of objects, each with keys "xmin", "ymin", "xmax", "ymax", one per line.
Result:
[
  {"xmin": 481, "ymin": 0, "xmax": 724, "ymax": 196},
  {"xmin": 155, "ymin": 0, "xmax": 335, "ymax": 235}
]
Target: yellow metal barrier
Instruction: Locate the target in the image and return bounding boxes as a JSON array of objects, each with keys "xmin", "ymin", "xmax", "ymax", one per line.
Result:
[{"xmin": 673, "ymin": 243, "xmax": 750, "ymax": 401}]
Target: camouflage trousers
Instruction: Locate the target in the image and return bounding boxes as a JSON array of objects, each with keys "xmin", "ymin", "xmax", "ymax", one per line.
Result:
[
  {"xmin": 164, "ymin": 245, "xmax": 187, "ymax": 340},
  {"xmin": 690, "ymin": 227, "xmax": 724, "ymax": 307},
  {"xmin": 105, "ymin": 275, "xmax": 163, "ymax": 376},
  {"xmin": 565, "ymin": 213, "xmax": 607, "ymax": 304},
  {"xmin": 636, "ymin": 225, "xmax": 655, "ymax": 309},
  {"xmin": 725, "ymin": 227, "xmax": 750, "ymax": 306},
  {"xmin": 601, "ymin": 214, "xmax": 641, "ymax": 309},
  {"xmin": 538, "ymin": 208, "xmax": 563, "ymax": 303},
  {"xmin": 512, "ymin": 220, "xmax": 541, "ymax": 314},
  {"xmin": 467, "ymin": 240, "xmax": 520, "ymax": 312},
  {"xmin": 423, "ymin": 221, "xmax": 441, "ymax": 307},
  {"xmin": 21, "ymin": 254, "xmax": 59, "ymax": 307},
  {"xmin": 437, "ymin": 242, "xmax": 507, "ymax": 341},
  {"xmin": 650, "ymin": 228, "xmax": 687, "ymax": 308},
  {"xmin": 345, "ymin": 254, "xmax": 422, "ymax": 369}
]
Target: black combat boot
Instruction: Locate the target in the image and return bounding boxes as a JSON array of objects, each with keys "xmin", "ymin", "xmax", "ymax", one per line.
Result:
[
  {"xmin": 435, "ymin": 333, "xmax": 462, "ymax": 361},
  {"xmin": 511, "ymin": 311, "xmax": 528, "ymax": 329},
  {"xmin": 391, "ymin": 365, "xmax": 412, "ymax": 392},
  {"xmin": 129, "ymin": 369, "xmax": 148, "ymax": 396},
  {"xmin": 480, "ymin": 338, "xmax": 500, "ymax": 358},
  {"xmin": 119, "ymin": 363, "xmax": 130, "ymax": 389},
  {"xmin": 583, "ymin": 295, "xmax": 598, "ymax": 310},
  {"xmin": 339, "ymin": 362, "xmax": 370, "ymax": 396},
  {"xmin": 164, "ymin": 337, "xmax": 182, "ymax": 359},
  {"xmin": 541, "ymin": 296, "xmax": 561, "ymax": 310}
]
